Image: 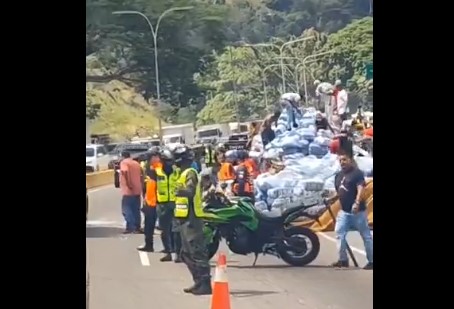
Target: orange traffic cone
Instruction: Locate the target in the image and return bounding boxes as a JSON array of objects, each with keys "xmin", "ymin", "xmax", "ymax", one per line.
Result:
[{"xmin": 210, "ymin": 252, "xmax": 231, "ymax": 309}]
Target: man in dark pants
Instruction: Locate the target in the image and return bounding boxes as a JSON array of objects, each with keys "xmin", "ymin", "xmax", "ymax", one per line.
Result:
[
  {"xmin": 172, "ymin": 145, "xmax": 212, "ymax": 295},
  {"xmin": 331, "ymin": 153, "xmax": 373, "ymax": 269},
  {"xmin": 154, "ymin": 149, "xmax": 182, "ymax": 262}
]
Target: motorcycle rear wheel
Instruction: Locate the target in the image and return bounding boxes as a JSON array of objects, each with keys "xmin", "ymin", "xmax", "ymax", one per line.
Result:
[
  {"xmin": 278, "ymin": 226, "xmax": 320, "ymax": 267},
  {"xmin": 207, "ymin": 239, "xmax": 220, "ymax": 260}
]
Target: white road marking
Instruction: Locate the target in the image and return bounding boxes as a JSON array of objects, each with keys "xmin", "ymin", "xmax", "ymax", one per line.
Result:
[
  {"xmin": 86, "ymin": 220, "xmax": 124, "ymax": 228},
  {"xmin": 318, "ymin": 232, "xmax": 366, "ymax": 256},
  {"xmin": 139, "ymin": 251, "xmax": 150, "ymax": 266},
  {"xmin": 88, "ymin": 185, "xmax": 114, "ymax": 194}
]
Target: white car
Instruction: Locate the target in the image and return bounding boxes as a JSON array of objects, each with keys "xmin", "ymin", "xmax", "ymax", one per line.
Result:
[{"xmin": 86, "ymin": 144, "xmax": 110, "ymax": 172}]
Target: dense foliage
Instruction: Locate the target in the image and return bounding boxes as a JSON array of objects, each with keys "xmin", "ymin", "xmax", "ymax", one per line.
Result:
[{"xmin": 86, "ymin": 0, "xmax": 373, "ymax": 124}]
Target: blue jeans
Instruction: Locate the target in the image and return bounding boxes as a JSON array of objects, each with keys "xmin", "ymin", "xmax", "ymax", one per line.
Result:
[
  {"xmin": 121, "ymin": 195, "xmax": 141, "ymax": 232},
  {"xmin": 335, "ymin": 210, "xmax": 373, "ymax": 263}
]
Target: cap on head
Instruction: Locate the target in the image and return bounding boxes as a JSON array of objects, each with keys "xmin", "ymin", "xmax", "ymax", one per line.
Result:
[
  {"xmin": 314, "ymin": 80, "xmax": 321, "ymax": 86},
  {"xmin": 334, "ymin": 79, "xmax": 342, "ymax": 86}
]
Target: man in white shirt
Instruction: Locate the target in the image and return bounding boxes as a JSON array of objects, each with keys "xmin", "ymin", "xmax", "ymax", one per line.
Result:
[
  {"xmin": 314, "ymin": 80, "xmax": 334, "ymax": 114},
  {"xmin": 335, "ymin": 80, "xmax": 348, "ymax": 122}
]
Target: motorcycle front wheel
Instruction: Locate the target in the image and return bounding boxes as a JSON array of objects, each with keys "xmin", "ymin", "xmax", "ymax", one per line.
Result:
[{"xmin": 277, "ymin": 226, "xmax": 320, "ymax": 267}]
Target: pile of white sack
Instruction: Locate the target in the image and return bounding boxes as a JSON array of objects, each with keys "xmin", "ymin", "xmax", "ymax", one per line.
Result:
[{"xmin": 253, "ymin": 106, "xmax": 373, "ymax": 214}]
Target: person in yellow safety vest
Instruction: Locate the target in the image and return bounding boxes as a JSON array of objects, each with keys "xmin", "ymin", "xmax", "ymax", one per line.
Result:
[
  {"xmin": 153, "ymin": 148, "xmax": 182, "ymax": 263},
  {"xmin": 204, "ymin": 144, "xmax": 215, "ymax": 167},
  {"xmin": 172, "ymin": 145, "xmax": 212, "ymax": 296}
]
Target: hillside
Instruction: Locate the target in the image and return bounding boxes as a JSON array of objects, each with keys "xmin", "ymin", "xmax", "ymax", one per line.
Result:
[
  {"xmin": 86, "ymin": 81, "xmax": 161, "ymax": 141},
  {"xmin": 86, "ymin": 56, "xmax": 162, "ymax": 141}
]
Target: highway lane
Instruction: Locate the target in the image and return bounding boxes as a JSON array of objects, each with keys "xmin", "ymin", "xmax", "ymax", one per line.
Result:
[{"xmin": 87, "ymin": 186, "xmax": 373, "ymax": 309}]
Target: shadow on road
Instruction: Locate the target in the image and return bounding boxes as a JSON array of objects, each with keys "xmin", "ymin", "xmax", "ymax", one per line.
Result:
[
  {"xmin": 230, "ymin": 289, "xmax": 278, "ymax": 298},
  {"xmin": 229, "ymin": 264, "xmax": 333, "ymax": 269},
  {"xmin": 86, "ymin": 227, "xmax": 124, "ymax": 238}
]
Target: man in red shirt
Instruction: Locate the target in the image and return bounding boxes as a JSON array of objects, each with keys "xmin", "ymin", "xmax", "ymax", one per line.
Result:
[{"xmin": 120, "ymin": 151, "xmax": 143, "ymax": 234}]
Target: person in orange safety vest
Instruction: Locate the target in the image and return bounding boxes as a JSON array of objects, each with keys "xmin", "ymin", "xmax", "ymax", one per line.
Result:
[
  {"xmin": 232, "ymin": 150, "xmax": 254, "ymax": 200},
  {"xmin": 244, "ymin": 153, "xmax": 259, "ymax": 179},
  {"xmin": 137, "ymin": 147, "xmax": 161, "ymax": 252}
]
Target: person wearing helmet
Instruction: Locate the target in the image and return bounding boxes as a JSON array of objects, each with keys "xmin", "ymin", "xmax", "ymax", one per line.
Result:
[
  {"xmin": 172, "ymin": 145, "xmax": 212, "ymax": 295},
  {"xmin": 149, "ymin": 148, "xmax": 182, "ymax": 263},
  {"xmin": 232, "ymin": 150, "xmax": 255, "ymax": 200},
  {"xmin": 204, "ymin": 144, "xmax": 216, "ymax": 168}
]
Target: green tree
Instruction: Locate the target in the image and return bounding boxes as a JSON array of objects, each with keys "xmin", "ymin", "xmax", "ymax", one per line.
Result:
[
  {"xmin": 318, "ymin": 16, "xmax": 373, "ymax": 106},
  {"xmin": 196, "ymin": 47, "xmax": 269, "ymax": 124},
  {"xmin": 86, "ymin": 0, "xmax": 228, "ymax": 108}
]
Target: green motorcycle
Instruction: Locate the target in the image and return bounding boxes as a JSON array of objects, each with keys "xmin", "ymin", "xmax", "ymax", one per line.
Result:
[{"xmin": 203, "ymin": 196, "xmax": 321, "ymax": 267}]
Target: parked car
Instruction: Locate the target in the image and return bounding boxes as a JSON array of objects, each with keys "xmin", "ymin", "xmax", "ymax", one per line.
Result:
[{"xmin": 86, "ymin": 144, "xmax": 110, "ymax": 172}]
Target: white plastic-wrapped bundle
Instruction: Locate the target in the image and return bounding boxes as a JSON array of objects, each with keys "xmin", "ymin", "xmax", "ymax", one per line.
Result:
[
  {"xmin": 314, "ymin": 132, "xmax": 331, "ymax": 146},
  {"xmin": 283, "ymin": 152, "xmax": 305, "ymax": 161},
  {"xmin": 254, "ymin": 172, "xmax": 274, "ymax": 192},
  {"xmin": 249, "ymin": 150, "xmax": 262, "ymax": 158},
  {"xmin": 297, "ymin": 127, "xmax": 316, "ymax": 142},
  {"xmin": 318, "ymin": 129, "xmax": 334, "ymax": 139},
  {"xmin": 297, "ymin": 178, "xmax": 325, "ymax": 192},
  {"xmin": 225, "ymin": 149, "xmax": 238, "ymax": 161},
  {"xmin": 262, "ymin": 148, "xmax": 282, "ymax": 159},
  {"xmin": 300, "ymin": 116, "xmax": 316, "ymax": 128},
  {"xmin": 308, "ymin": 143, "xmax": 329, "ymax": 157},
  {"xmin": 282, "ymin": 147, "xmax": 306, "ymax": 156},
  {"xmin": 324, "ymin": 175, "xmax": 336, "ymax": 191},
  {"xmin": 254, "ymin": 201, "xmax": 269, "ymax": 212},
  {"xmin": 355, "ymin": 156, "xmax": 373, "ymax": 176},
  {"xmin": 267, "ymin": 187, "xmax": 295, "ymax": 199}
]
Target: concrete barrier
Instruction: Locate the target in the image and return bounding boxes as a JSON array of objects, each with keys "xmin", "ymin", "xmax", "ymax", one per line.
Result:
[{"xmin": 86, "ymin": 170, "xmax": 114, "ymax": 189}]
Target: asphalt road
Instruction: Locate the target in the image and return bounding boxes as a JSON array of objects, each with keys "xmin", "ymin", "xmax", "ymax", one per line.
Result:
[{"xmin": 87, "ymin": 186, "xmax": 373, "ymax": 309}]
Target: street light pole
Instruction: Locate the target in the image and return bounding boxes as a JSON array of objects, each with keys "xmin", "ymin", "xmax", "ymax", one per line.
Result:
[
  {"xmin": 245, "ymin": 36, "xmax": 315, "ymax": 93},
  {"xmin": 302, "ymin": 51, "xmax": 335, "ymax": 104},
  {"xmin": 261, "ymin": 61, "xmax": 297, "ymax": 108},
  {"xmin": 113, "ymin": 6, "xmax": 194, "ymax": 142},
  {"xmin": 294, "ymin": 59, "xmax": 318, "ymax": 95}
]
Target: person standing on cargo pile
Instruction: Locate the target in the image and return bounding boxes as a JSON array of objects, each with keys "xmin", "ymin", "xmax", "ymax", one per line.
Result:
[
  {"xmin": 331, "ymin": 152, "xmax": 373, "ymax": 270},
  {"xmin": 151, "ymin": 149, "xmax": 182, "ymax": 262},
  {"xmin": 137, "ymin": 148, "xmax": 161, "ymax": 252},
  {"xmin": 314, "ymin": 79, "xmax": 334, "ymax": 113},
  {"xmin": 119, "ymin": 151, "xmax": 143, "ymax": 234},
  {"xmin": 333, "ymin": 80, "xmax": 348, "ymax": 124},
  {"xmin": 172, "ymin": 145, "xmax": 212, "ymax": 295}
]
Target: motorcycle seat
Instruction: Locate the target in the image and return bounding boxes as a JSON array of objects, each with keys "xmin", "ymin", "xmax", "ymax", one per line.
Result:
[
  {"xmin": 255, "ymin": 204, "xmax": 310, "ymax": 223},
  {"xmin": 256, "ymin": 210, "xmax": 284, "ymax": 222}
]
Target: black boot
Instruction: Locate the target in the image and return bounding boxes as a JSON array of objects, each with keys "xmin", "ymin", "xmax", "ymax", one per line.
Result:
[
  {"xmin": 160, "ymin": 253, "xmax": 172, "ymax": 262},
  {"xmin": 191, "ymin": 278, "xmax": 212, "ymax": 295},
  {"xmin": 137, "ymin": 244, "xmax": 154, "ymax": 252},
  {"xmin": 183, "ymin": 281, "xmax": 201, "ymax": 293},
  {"xmin": 174, "ymin": 254, "xmax": 182, "ymax": 263}
]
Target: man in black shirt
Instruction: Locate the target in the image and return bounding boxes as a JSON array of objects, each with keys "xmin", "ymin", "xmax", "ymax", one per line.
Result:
[{"xmin": 332, "ymin": 153, "xmax": 373, "ymax": 269}]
